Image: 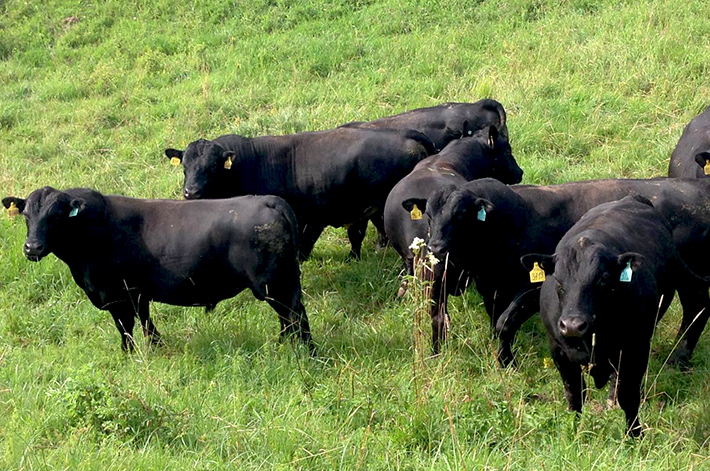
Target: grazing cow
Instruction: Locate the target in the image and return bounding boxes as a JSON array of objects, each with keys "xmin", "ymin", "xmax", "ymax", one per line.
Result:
[
  {"xmin": 420, "ymin": 178, "xmax": 710, "ymax": 364},
  {"xmin": 165, "ymin": 127, "xmax": 435, "ymax": 260},
  {"xmin": 341, "ymin": 99, "xmax": 509, "ymax": 151},
  {"xmin": 3, "ymin": 187, "xmax": 312, "ymax": 351},
  {"xmin": 384, "ymin": 125, "xmax": 522, "ymax": 297},
  {"xmin": 526, "ymin": 195, "xmax": 703, "ymax": 436},
  {"xmin": 668, "ymin": 106, "xmax": 710, "ymax": 178}
]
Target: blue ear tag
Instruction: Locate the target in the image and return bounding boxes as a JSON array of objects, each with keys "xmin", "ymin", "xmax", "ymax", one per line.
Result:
[
  {"xmin": 477, "ymin": 207, "xmax": 486, "ymax": 222},
  {"xmin": 69, "ymin": 207, "xmax": 79, "ymax": 218},
  {"xmin": 620, "ymin": 261, "xmax": 632, "ymax": 282}
]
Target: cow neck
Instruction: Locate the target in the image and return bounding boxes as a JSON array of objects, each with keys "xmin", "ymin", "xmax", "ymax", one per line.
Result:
[
  {"xmin": 52, "ymin": 190, "xmax": 110, "ymax": 266},
  {"xmin": 434, "ymin": 140, "xmax": 486, "ymax": 181},
  {"xmin": 228, "ymin": 136, "xmax": 290, "ymax": 194}
]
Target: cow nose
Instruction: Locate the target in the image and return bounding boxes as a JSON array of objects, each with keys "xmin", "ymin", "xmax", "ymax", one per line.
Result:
[
  {"xmin": 24, "ymin": 241, "xmax": 45, "ymax": 256},
  {"xmin": 559, "ymin": 316, "xmax": 588, "ymax": 338},
  {"xmin": 427, "ymin": 241, "xmax": 446, "ymax": 256},
  {"xmin": 184, "ymin": 188, "xmax": 197, "ymax": 200}
]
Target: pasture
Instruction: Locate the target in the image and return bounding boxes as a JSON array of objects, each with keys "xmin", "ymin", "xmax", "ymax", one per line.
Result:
[{"xmin": 1, "ymin": 0, "xmax": 710, "ymax": 468}]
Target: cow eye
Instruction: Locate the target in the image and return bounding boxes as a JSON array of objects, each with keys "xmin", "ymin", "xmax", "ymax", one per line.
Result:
[{"xmin": 555, "ymin": 278, "xmax": 565, "ymax": 295}]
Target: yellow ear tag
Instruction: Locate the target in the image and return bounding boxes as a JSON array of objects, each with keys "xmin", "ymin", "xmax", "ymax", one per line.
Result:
[
  {"xmin": 410, "ymin": 204, "xmax": 422, "ymax": 220},
  {"xmin": 170, "ymin": 157, "xmax": 181, "ymax": 166},
  {"xmin": 529, "ymin": 262, "xmax": 546, "ymax": 283},
  {"xmin": 224, "ymin": 157, "xmax": 233, "ymax": 170},
  {"xmin": 704, "ymin": 160, "xmax": 710, "ymax": 175},
  {"xmin": 7, "ymin": 202, "xmax": 19, "ymax": 217}
]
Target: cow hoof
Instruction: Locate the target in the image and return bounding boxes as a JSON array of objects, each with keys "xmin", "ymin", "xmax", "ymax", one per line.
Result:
[{"xmin": 496, "ymin": 346, "xmax": 516, "ymax": 368}]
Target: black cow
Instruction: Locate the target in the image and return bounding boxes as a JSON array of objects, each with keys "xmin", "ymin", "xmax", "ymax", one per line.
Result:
[
  {"xmin": 668, "ymin": 105, "xmax": 710, "ymax": 178},
  {"xmin": 526, "ymin": 195, "xmax": 703, "ymax": 436},
  {"xmin": 3, "ymin": 187, "xmax": 312, "ymax": 351},
  {"xmin": 341, "ymin": 99, "xmax": 509, "ymax": 152},
  {"xmin": 420, "ymin": 178, "xmax": 710, "ymax": 364},
  {"xmin": 384, "ymin": 125, "xmax": 522, "ymax": 297},
  {"xmin": 165, "ymin": 127, "xmax": 435, "ymax": 260}
]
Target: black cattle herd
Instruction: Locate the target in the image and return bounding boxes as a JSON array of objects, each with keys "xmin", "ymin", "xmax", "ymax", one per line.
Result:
[{"xmin": 4, "ymin": 100, "xmax": 710, "ymax": 436}]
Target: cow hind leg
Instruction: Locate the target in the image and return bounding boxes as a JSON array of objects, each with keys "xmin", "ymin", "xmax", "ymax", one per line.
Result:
[
  {"xmin": 136, "ymin": 295, "xmax": 162, "ymax": 346},
  {"xmin": 370, "ymin": 211, "xmax": 389, "ymax": 250},
  {"xmin": 346, "ymin": 219, "xmax": 368, "ymax": 260},
  {"xmin": 299, "ymin": 224, "xmax": 324, "ymax": 261},
  {"xmin": 258, "ymin": 275, "xmax": 314, "ymax": 354}
]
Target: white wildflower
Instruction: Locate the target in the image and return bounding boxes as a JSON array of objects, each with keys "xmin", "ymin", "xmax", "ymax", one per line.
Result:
[
  {"xmin": 409, "ymin": 237, "xmax": 426, "ymax": 252},
  {"xmin": 426, "ymin": 252, "xmax": 440, "ymax": 267}
]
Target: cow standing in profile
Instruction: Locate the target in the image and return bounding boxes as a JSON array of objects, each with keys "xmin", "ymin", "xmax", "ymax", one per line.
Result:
[
  {"xmin": 526, "ymin": 195, "xmax": 706, "ymax": 436},
  {"xmin": 3, "ymin": 187, "xmax": 312, "ymax": 351},
  {"xmin": 165, "ymin": 127, "xmax": 435, "ymax": 260}
]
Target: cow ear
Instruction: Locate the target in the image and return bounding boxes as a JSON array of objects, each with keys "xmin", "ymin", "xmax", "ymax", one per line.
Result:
[
  {"xmin": 402, "ymin": 198, "xmax": 427, "ymax": 214},
  {"xmin": 694, "ymin": 152, "xmax": 710, "ymax": 174},
  {"xmin": 617, "ymin": 252, "xmax": 643, "ymax": 272},
  {"xmin": 486, "ymin": 125, "xmax": 499, "ymax": 148},
  {"xmin": 222, "ymin": 151, "xmax": 236, "ymax": 170},
  {"xmin": 165, "ymin": 148, "xmax": 183, "ymax": 163},
  {"xmin": 68, "ymin": 198, "xmax": 87, "ymax": 218},
  {"xmin": 520, "ymin": 253, "xmax": 556, "ymax": 274},
  {"xmin": 2, "ymin": 196, "xmax": 26, "ymax": 214},
  {"xmin": 472, "ymin": 198, "xmax": 494, "ymax": 222},
  {"xmin": 462, "ymin": 120, "xmax": 473, "ymax": 137}
]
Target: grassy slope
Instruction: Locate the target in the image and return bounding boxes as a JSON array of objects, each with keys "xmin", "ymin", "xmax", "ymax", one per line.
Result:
[{"xmin": 1, "ymin": 0, "xmax": 710, "ymax": 468}]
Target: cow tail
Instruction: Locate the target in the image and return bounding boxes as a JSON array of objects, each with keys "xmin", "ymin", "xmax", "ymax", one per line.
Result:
[{"xmin": 404, "ymin": 130, "xmax": 437, "ymax": 156}]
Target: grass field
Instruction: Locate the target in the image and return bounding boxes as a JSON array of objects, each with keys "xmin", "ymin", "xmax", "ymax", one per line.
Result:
[{"xmin": 2, "ymin": 0, "xmax": 710, "ymax": 468}]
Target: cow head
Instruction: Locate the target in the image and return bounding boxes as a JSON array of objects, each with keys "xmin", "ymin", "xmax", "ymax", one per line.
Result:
[
  {"xmin": 405, "ymin": 185, "xmax": 494, "ymax": 266},
  {"xmin": 165, "ymin": 139, "xmax": 235, "ymax": 199},
  {"xmin": 3, "ymin": 187, "xmax": 86, "ymax": 261},
  {"xmin": 470, "ymin": 125, "xmax": 523, "ymax": 184},
  {"xmin": 526, "ymin": 242, "xmax": 644, "ymax": 364}
]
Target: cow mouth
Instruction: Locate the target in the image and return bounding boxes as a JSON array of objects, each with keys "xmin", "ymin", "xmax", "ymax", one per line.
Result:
[
  {"xmin": 25, "ymin": 253, "xmax": 46, "ymax": 262},
  {"xmin": 563, "ymin": 338, "xmax": 593, "ymax": 365}
]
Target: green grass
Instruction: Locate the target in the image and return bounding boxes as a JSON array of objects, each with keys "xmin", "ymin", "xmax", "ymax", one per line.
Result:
[{"xmin": 2, "ymin": 0, "xmax": 710, "ymax": 468}]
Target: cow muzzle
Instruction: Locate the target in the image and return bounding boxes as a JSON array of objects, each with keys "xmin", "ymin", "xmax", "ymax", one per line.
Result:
[
  {"xmin": 24, "ymin": 240, "xmax": 47, "ymax": 261},
  {"xmin": 183, "ymin": 188, "xmax": 202, "ymax": 200},
  {"xmin": 558, "ymin": 315, "xmax": 590, "ymax": 338}
]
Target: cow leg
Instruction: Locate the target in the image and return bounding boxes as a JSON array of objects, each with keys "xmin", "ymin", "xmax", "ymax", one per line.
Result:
[
  {"xmin": 136, "ymin": 295, "xmax": 161, "ymax": 346},
  {"xmin": 369, "ymin": 211, "xmax": 389, "ymax": 250},
  {"xmin": 673, "ymin": 281, "xmax": 710, "ymax": 367},
  {"xmin": 552, "ymin": 346, "xmax": 586, "ymax": 414},
  {"xmin": 205, "ymin": 303, "xmax": 216, "ymax": 314},
  {"xmin": 260, "ymin": 269, "xmax": 315, "ymax": 353},
  {"xmin": 616, "ymin": 350, "xmax": 646, "ymax": 437},
  {"xmin": 430, "ymin": 265, "xmax": 448, "ymax": 355},
  {"xmin": 346, "ymin": 219, "xmax": 368, "ymax": 259},
  {"xmin": 299, "ymin": 224, "xmax": 324, "ymax": 261},
  {"xmin": 495, "ymin": 288, "xmax": 542, "ymax": 368},
  {"xmin": 108, "ymin": 304, "xmax": 137, "ymax": 352}
]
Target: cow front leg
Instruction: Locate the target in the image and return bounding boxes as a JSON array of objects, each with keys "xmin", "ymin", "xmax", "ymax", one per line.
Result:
[
  {"xmin": 673, "ymin": 280, "xmax": 710, "ymax": 368},
  {"xmin": 552, "ymin": 345, "xmax": 586, "ymax": 414},
  {"xmin": 108, "ymin": 304, "xmax": 137, "ymax": 352},
  {"xmin": 616, "ymin": 350, "xmax": 647, "ymax": 437},
  {"xmin": 429, "ymin": 264, "xmax": 448, "ymax": 355},
  {"xmin": 495, "ymin": 288, "xmax": 542, "ymax": 368}
]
